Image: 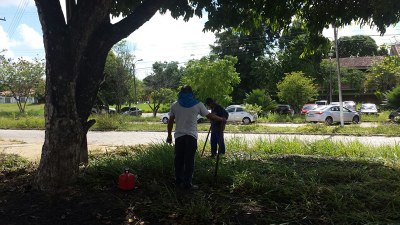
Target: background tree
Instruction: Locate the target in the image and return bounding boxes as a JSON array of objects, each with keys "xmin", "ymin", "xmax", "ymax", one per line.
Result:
[
  {"xmin": 248, "ymin": 56, "xmax": 283, "ymax": 95},
  {"xmin": 384, "ymin": 85, "xmax": 400, "ymax": 109},
  {"xmin": 114, "ymin": 41, "xmax": 139, "ymax": 106},
  {"xmin": 364, "ymin": 56, "xmax": 400, "ymax": 96},
  {"xmin": 146, "ymin": 88, "xmax": 176, "ymax": 116},
  {"xmin": 278, "ymin": 20, "xmax": 331, "ymax": 86},
  {"xmin": 181, "ymin": 55, "xmax": 240, "ymax": 106},
  {"xmin": 377, "ymin": 45, "xmax": 389, "ymax": 56},
  {"xmin": 244, "ymin": 89, "xmax": 276, "ymax": 116},
  {"xmin": 32, "ymin": 78, "xmax": 46, "ymax": 104},
  {"xmin": 336, "ymin": 35, "xmax": 379, "ymax": 57},
  {"xmin": 0, "ymin": 57, "xmax": 44, "ymax": 112},
  {"xmin": 340, "ymin": 67, "xmax": 366, "ymax": 96},
  {"xmin": 129, "ymin": 78, "xmax": 145, "ymax": 104},
  {"xmin": 277, "ymin": 71, "xmax": 318, "ymax": 113},
  {"xmin": 316, "ymin": 59, "xmax": 337, "ymax": 101},
  {"xmin": 33, "ymin": 0, "xmax": 400, "ymax": 191},
  {"xmin": 210, "ymin": 27, "xmax": 277, "ymax": 102},
  {"xmin": 143, "ymin": 61, "xmax": 183, "ymax": 91}
]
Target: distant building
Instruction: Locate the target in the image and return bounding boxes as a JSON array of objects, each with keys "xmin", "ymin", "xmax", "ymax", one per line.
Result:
[
  {"xmin": 390, "ymin": 44, "xmax": 400, "ymax": 56},
  {"xmin": 0, "ymin": 91, "xmax": 37, "ymax": 104},
  {"xmin": 339, "ymin": 56, "xmax": 384, "ymax": 71}
]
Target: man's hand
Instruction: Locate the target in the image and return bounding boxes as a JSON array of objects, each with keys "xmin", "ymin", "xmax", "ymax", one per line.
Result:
[
  {"xmin": 221, "ymin": 117, "xmax": 227, "ymax": 123},
  {"xmin": 166, "ymin": 135, "xmax": 172, "ymax": 144}
]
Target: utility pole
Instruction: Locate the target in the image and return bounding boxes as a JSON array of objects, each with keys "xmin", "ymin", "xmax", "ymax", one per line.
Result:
[
  {"xmin": 333, "ymin": 24, "xmax": 344, "ymax": 127},
  {"xmin": 132, "ymin": 59, "xmax": 143, "ymax": 107},
  {"xmin": 328, "ymin": 52, "xmax": 334, "ymax": 103}
]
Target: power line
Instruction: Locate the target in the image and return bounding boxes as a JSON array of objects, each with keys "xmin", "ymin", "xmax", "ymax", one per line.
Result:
[{"xmin": 6, "ymin": 0, "xmax": 29, "ymax": 39}]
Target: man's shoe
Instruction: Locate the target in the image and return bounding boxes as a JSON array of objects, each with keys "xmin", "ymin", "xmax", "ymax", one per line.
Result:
[{"xmin": 186, "ymin": 184, "xmax": 199, "ymax": 191}]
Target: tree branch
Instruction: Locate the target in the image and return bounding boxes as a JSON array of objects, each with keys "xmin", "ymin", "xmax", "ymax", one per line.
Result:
[
  {"xmin": 34, "ymin": 0, "xmax": 66, "ymax": 45},
  {"xmin": 107, "ymin": 0, "xmax": 176, "ymax": 43}
]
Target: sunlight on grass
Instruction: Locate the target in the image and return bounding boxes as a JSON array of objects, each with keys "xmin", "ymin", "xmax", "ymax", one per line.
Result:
[
  {"xmin": 73, "ymin": 138, "xmax": 400, "ymax": 224},
  {"xmin": 3, "ymin": 136, "xmax": 400, "ymax": 224}
]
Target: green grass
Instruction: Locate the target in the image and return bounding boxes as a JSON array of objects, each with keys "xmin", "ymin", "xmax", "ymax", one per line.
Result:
[
  {"xmin": 2, "ymin": 103, "xmax": 400, "ymax": 137},
  {"xmin": 3, "ymin": 138, "xmax": 400, "ymax": 223},
  {"xmin": 77, "ymin": 139, "xmax": 400, "ymax": 224},
  {"xmin": 0, "ymin": 153, "xmax": 31, "ymax": 171}
]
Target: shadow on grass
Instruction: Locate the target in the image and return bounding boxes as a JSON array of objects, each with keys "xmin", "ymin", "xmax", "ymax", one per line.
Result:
[{"xmin": 1, "ymin": 146, "xmax": 400, "ymax": 225}]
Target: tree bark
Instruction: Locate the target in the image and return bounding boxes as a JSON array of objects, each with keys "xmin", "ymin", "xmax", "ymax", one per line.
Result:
[{"xmin": 33, "ymin": 0, "xmax": 172, "ymax": 191}]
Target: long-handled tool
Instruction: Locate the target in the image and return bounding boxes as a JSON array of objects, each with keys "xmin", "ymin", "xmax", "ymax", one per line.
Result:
[{"xmin": 201, "ymin": 125, "xmax": 211, "ymax": 157}]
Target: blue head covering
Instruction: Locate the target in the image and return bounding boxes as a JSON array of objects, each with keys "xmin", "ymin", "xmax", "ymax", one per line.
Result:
[{"xmin": 178, "ymin": 85, "xmax": 199, "ymax": 108}]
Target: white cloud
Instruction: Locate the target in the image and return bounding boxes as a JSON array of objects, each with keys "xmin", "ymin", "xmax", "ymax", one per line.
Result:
[
  {"xmin": 0, "ymin": 0, "xmax": 35, "ymax": 7},
  {"xmin": 18, "ymin": 23, "xmax": 43, "ymax": 49},
  {"xmin": 323, "ymin": 23, "xmax": 400, "ymax": 45},
  {"xmin": 0, "ymin": 25, "xmax": 16, "ymax": 58},
  {"xmin": 127, "ymin": 13, "xmax": 215, "ymax": 79}
]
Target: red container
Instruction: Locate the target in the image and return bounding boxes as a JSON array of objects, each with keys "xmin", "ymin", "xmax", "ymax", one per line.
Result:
[{"xmin": 118, "ymin": 169, "xmax": 136, "ymax": 190}]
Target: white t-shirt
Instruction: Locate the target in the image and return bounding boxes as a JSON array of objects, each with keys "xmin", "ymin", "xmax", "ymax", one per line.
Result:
[{"xmin": 170, "ymin": 102, "xmax": 210, "ymax": 140}]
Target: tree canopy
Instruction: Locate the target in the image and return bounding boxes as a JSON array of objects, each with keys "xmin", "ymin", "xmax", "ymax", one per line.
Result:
[
  {"xmin": 143, "ymin": 61, "xmax": 183, "ymax": 91},
  {"xmin": 0, "ymin": 57, "xmax": 44, "ymax": 112},
  {"xmin": 277, "ymin": 71, "xmax": 318, "ymax": 112},
  {"xmin": 33, "ymin": 0, "xmax": 400, "ymax": 191},
  {"xmin": 181, "ymin": 55, "xmax": 240, "ymax": 106},
  {"xmin": 337, "ymin": 35, "xmax": 379, "ymax": 57}
]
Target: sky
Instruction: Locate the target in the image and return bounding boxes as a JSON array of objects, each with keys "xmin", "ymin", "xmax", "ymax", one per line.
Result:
[{"xmin": 1, "ymin": 0, "xmax": 400, "ymax": 80}]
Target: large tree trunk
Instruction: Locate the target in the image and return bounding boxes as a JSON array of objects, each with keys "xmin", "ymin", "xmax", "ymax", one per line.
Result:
[{"xmin": 33, "ymin": 0, "xmax": 172, "ymax": 191}]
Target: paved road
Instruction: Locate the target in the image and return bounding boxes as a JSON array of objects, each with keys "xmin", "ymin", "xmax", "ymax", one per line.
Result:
[
  {"xmin": 1, "ymin": 129, "xmax": 400, "ymax": 146},
  {"xmin": 1, "ymin": 129, "xmax": 400, "ymax": 160}
]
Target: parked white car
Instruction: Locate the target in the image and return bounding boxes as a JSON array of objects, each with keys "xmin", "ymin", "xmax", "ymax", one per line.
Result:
[
  {"xmin": 359, "ymin": 103, "xmax": 378, "ymax": 115},
  {"xmin": 306, "ymin": 105, "xmax": 360, "ymax": 125},
  {"xmin": 329, "ymin": 101, "xmax": 356, "ymax": 111},
  {"xmin": 159, "ymin": 112, "xmax": 207, "ymax": 124},
  {"xmin": 225, "ymin": 105, "xmax": 257, "ymax": 124}
]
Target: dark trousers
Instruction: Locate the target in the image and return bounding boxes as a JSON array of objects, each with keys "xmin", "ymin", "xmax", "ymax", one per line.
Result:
[
  {"xmin": 174, "ymin": 135, "xmax": 197, "ymax": 187},
  {"xmin": 210, "ymin": 129, "xmax": 225, "ymax": 155}
]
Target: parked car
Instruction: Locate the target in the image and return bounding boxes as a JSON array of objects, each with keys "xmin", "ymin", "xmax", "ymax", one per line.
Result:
[
  {"xmin": 315, "ymin": 100, "xmax": 328, "ymax": 106},
  {"xmin": 329, "ymin": 101, "xmax": 356, "ymax": 111},
  {"xmin": 225, "ymin": 105, "xmax": 257, "ymax": 124},
  {"xmin": 121, "ymin": 106, "xmax": 142, "ymax": 116},
  {"xmin": 306, "ymin": 105, "xmax": 360, "ymax": 125},
  {"xmin": 273, "ymin": 104, "xmax": 294, "ymax": 115},
  {"xmin": 91, "ymin": 105, "xmax": 116, "ymax": 114},
  {"xmin": 359, "ymin": 103, "xmax": 378, "ymax": 115},
  {"xmin": 159, "ymin": 112, "xmax": 207, "ymax": 124},
  {"xmin": 343, "ymin": 101, "xmax": 356, "ymax": 111},
  {"xmin": 389, "ymin": 107, "xmax": 400, "ymax": 121},
  {"xmin": 300, "ymin": 104, "xmax": 318, "ymax": 115}
]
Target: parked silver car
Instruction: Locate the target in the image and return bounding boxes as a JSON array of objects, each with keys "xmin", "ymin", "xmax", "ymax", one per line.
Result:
[
  {"xmin": 225, "ymin": 105, "xmax": 257, "ymax": 124},
  {"xmin": 359, "ymin": 103, "xmax": 378, "ymax": 115},
  {"xmin": 159, "ymin": 112, "xmax": 206, "ymax": 124},
  {"xmin": 121, "ymin": 106, "xmax": 142, "ymax": 116},
  {"xmin": 306, "ymin": 105, "xmax": 360, "ymax": 125}
]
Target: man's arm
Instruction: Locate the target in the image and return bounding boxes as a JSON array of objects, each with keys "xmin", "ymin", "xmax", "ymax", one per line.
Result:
[
  {"xmin": 206, "ymin": 113, "xmax": 226, "ymax": 123},
  {"xmin": 166, "ymin": 115, "xmax": 175, "ymax": 144}
]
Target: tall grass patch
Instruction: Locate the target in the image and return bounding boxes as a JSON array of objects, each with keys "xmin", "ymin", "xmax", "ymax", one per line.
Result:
[
  {"xmin": 77, "ymin": 138, "xmax": 400, "ymax": 224},
  {"xmin": 0, "ymin": 153, "xmax": 31, "ymax": 171}
]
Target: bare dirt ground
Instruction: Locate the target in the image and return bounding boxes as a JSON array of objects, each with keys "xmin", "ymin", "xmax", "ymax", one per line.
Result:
[{"xmin": 0, "ymin": 140, "xmax": 115, "ymax": 162}]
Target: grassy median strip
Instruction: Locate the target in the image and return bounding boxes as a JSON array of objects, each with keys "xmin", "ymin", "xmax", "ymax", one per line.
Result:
[
  {"xmin": 80, "ymin": 139, "xmax": 400, "ymax": 223},
  {"xmin": 3, "ymin": 138, "xmax": 400, "ymax": 223}
]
